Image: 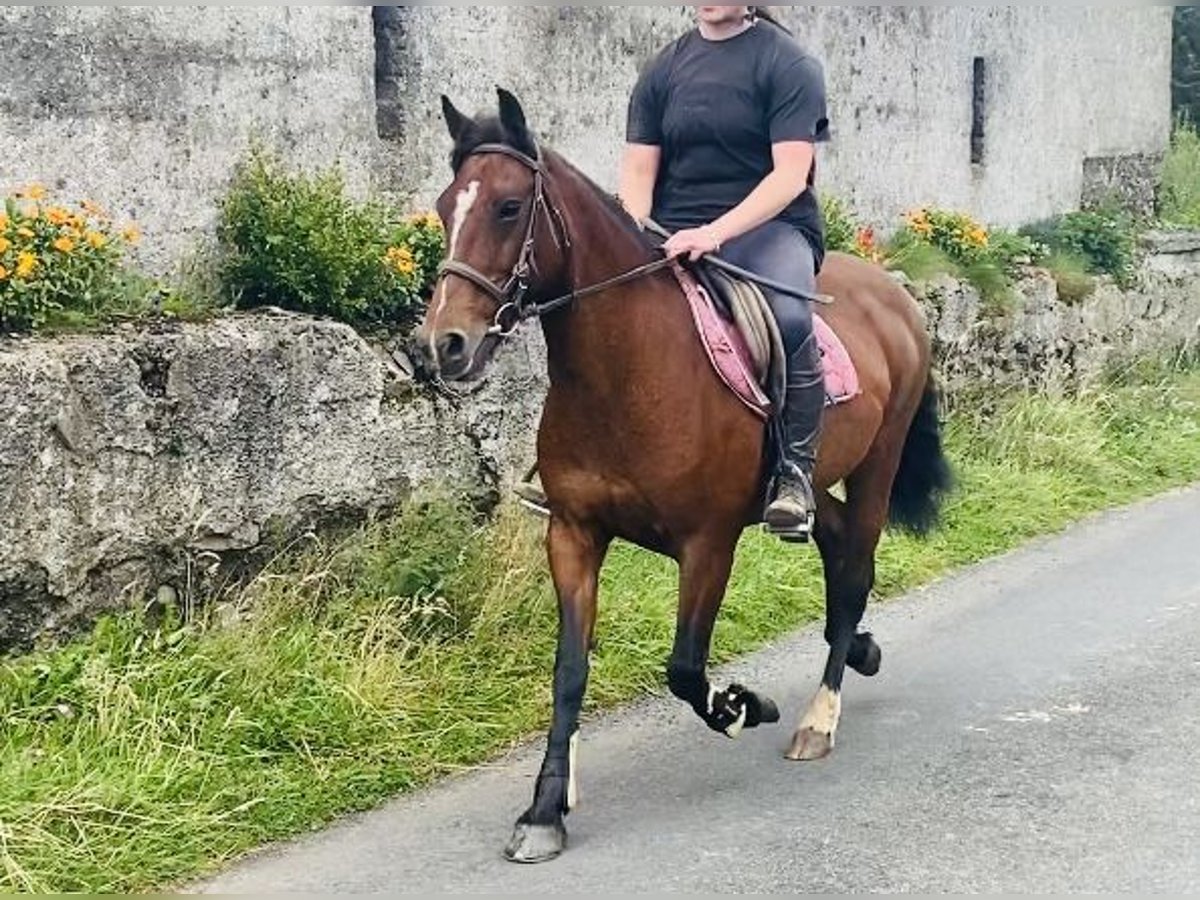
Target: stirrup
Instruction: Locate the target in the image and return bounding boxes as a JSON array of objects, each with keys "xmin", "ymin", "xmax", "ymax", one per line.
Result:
[{"xmin": 764, "ymin": 510, "xmax": 815, "ymax": 544}]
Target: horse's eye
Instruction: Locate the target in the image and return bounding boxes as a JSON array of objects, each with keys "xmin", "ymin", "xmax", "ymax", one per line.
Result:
[{"xmin": 497, "ymin": 199, "xmax": 523, "ymax": 222}]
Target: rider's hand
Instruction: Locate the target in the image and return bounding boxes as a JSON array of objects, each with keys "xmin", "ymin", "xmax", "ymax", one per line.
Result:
[{"xmin": 662, "ymin": 226, "xmax": 722, "ymax": 262}]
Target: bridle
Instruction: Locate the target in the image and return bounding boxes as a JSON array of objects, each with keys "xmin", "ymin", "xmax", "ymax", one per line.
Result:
[{"xmin": 432, "ymin": 143, "xmax": 676, "ymax": 341}]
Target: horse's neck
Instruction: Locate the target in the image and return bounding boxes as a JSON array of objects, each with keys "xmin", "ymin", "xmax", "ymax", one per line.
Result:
[{"xmin": 539, "ymin": 162, "xmax": 697, "ymax": 395}]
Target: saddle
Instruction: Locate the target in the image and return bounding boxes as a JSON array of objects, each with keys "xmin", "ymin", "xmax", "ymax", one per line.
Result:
[{"xmin": 674, "ymin": 260, "xmax": 860, "ymax": 420}]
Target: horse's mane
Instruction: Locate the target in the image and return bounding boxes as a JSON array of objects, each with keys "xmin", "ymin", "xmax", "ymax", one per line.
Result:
[{"xmin": 450, "ymin": 116, "xmax": 656, "ymax": 252}]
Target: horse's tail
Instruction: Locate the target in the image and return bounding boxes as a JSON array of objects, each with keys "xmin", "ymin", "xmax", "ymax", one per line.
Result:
[{"xmin": 888, "ymin": 373, "xmax": 954, "ymax": 537}]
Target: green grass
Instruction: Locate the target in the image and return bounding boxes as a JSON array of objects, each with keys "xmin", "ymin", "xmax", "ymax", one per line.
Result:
[
  {"xmin": 1160, "ymin": 122, "xmax": 1200, "ymax": 227},
  {"xmin": 1042, "ymin": 250, "xmax": 1097, "ymax": 305},
  {"xmin": 4, "ymin": 367, "xmax": 1200, "ymax": 892}
]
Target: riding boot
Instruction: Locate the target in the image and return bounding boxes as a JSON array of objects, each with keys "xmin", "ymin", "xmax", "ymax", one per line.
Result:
[{"xmin": 764, "ymin": 332, "xmax": 825, "ymax": 542}]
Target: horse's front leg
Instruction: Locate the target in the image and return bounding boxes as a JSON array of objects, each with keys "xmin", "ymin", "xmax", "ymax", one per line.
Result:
[
  {"xmin": 505, "ymin": 518, "xmax": 609, "ymax": 864},
  {"xmin": 667, "ymin": 533, "xmax": 781, "ymax": 737}
]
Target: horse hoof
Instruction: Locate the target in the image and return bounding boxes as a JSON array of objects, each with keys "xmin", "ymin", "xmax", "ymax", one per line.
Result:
[
  {"xmin": 504, "ymin": 821, "xmax": 566, "ymax": 864},
  {"xmin": 850, "ymin": 636, "xmax": 882, "ymax": 678},
  {"xmin": 785, "ymin": 727, "xmax": 834, "ymax": 762}
]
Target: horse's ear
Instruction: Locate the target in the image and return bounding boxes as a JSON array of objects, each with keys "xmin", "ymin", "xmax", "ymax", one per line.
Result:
[
  {"xmin": 496, "ymin": 87, "xmax": 528, "ymax": 137},
  {"xmin": 441, "ymin": 94, "xmax": 470, "ymax": 140}
]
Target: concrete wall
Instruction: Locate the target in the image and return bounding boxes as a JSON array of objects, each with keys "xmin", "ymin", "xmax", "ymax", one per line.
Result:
[
  {"xmin": 0, "ymin": 6, "xmax": 380, "ymax": 271},
  {"xmin": 379, "ymin": 6, "xmax": 1174, "ymax": 227},
  {"xmin": 0, "ymin": 7, "xmax": 1174, "ymax": 273}
]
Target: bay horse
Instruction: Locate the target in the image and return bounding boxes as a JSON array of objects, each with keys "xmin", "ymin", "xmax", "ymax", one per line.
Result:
[{"xmin": 415, "ymin": 89, "xmax": 951, "ymax": 864}]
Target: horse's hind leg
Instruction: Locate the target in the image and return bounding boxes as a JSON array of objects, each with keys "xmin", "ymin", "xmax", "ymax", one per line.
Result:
[
  {"xmin": 505, "ymin": 518, "xmax": 609, "ymax": 864},
  {"xmin": 667, "ymin": 531, "xmax": 781, "ymax": 737},
  {"xmin": 787, "ymin": 463, "xmax": 890, "ymax": 761}
]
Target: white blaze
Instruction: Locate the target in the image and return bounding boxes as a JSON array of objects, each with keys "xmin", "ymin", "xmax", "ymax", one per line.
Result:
[{"xmin": 429, "ymin": 179, "xmax": 480, "ymax": 360}]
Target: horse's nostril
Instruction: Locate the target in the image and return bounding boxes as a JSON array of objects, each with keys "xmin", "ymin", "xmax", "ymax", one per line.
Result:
[{"xmin": 439, "ymin": 331, "xmax": 468, "ymax": 363}]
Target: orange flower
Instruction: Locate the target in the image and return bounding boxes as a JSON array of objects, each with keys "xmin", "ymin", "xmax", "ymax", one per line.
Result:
[
  {"xmin": 15, "ymin": 251, "xmax": 36, "ymax": 279},
  {"xmin": 121, "ymin": 224, "xmax": 141, "ymax": 245},
  {"xmin": 0, "ymin": 264, "xmax": 8, "ymax": 281},
  {"xmin": 0, "ymin": 211, "xmax": 8, "ymax": 230},
  {"xmin": 46, "ymin": 207, "xmax": 72, "ymax": 227},
  {"xmin": 53, "ymin": 236, "xmax": 75, "ymax": 253},
  {"xmin": 905, "ymin": 209, "xmax": 933, "ymax": 238},
  {"xmin": 85, "ymin": 230, "xmax": 107, "ymax": 249},
  {"xmin": 17, "ymin": 184, "xmax": 47, "ymax": 201},
  {"xmin": 0, "ymin": 236, "xmax": 10, "ymax": 254}
]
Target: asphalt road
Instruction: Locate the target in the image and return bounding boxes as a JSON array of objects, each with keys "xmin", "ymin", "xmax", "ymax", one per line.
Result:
[{"xmin": 200, "ymin": 486, "xmax": 1200, "ymax": 893}]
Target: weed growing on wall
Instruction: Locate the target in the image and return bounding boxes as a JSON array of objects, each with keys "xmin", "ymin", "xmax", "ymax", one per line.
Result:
[
  {"xmin": 1020, "ymin": 206, "xmax": 1138, "ymax": 288},
  {"xmin": 0, "ymin": 187, "xmax": 143, "ymax": 333},
  {"xmin": 217, "ymin": 149, "xmax": 444, "ymax": 332},
  {"xmin": 1160, "ymin": 122, "xmax": 1200, "ymax": 227}
]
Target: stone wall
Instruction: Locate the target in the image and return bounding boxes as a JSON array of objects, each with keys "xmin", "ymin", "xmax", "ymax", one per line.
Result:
[
  {"xmin": 3, "ymin": 239, "xmax": 1197, "ymax": 651},
  {"xmin": 0, "ymin": 313, "xmax": 545, "ymax": 650}
]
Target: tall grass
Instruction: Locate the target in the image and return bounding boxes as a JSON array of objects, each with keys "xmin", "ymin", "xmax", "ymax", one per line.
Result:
[
  {"xmin": 1161, "ymin": 122, "xmax": 1200, "ymax": 227},
  {"xmin": 2, "ymin": 368, "xmax": 1200, "ymax": 892}
]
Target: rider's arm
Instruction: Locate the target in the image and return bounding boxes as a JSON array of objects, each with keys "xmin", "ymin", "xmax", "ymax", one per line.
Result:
[
  {"xmin": 618, "ymin": 143, "xmax": 661, "ymax": 224},
  {"xmin": 706, "ymin": 141, "xmax": 813, "ymax": 246}
]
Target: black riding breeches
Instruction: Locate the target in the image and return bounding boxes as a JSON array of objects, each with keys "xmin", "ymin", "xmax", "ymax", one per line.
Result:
[{"xmin": 716, "ymin": 220, "xmax": 816, "ymax": 358}]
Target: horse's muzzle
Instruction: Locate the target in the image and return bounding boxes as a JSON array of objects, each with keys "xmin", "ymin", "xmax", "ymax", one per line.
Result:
[{"xmin": 413, "ymin": 326, "xmax": 495, "ymax": 383}]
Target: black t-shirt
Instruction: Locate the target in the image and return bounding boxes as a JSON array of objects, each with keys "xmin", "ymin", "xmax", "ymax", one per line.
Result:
[{"xmin": 626, "ymin": 22, "xmax": 830, "ymax": 264}]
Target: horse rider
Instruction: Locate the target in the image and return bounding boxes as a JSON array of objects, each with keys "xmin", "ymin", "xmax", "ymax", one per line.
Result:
[{"xmin": 517, "ymin": 4, "xmax": 829, "ymax": 542}]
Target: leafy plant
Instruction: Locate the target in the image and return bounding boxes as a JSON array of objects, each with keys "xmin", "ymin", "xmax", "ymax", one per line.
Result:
[
  {"xmin": 1020, "ymin": 206, "xmax": 1138, "ymax": 288},
  {"xmin": 0, "ymin": 187, "xmax": 142, "ymax": 333},
  {"xmin": 217, "ymin": 149, "xmax": 444, "ymax": 332},
  {"xmin": 819, "ymin": 194, "xmax": 858, "ymax": 254}
]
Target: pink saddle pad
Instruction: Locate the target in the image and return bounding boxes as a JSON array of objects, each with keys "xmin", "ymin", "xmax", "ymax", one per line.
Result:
[{"xmin": 675, "ymin": 266, "xmax": 860, "ymax": 420}]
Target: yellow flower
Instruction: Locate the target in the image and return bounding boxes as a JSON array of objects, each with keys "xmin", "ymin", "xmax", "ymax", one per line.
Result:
[
  {"xmin": 53, "ymin": 236, "xmax": 75, "ymax": 253},
  {"xmin": 0, "ymin": 236, "xmax": 9, "ymax": 254},
  {"xmin": 16, "ymin": 227, "xmax": 34, "ymax": 240},
  {"xmin": 905, "ymin": 209, "xmax": 933, "ymax": 237},
  {"xmin": 384, "ymin": 245, "xmax": 416, "ymax": 275},
  {"xmin": 18, "ymin": 184, "xmax": 47, "ymax": 201},
  {"xmin": 121, "ymin": 224, "xmax": 141, "ymax": 245},
  {"xmin": 85, "ymin": 230, "xmax": 107, "ymax": 249},
  {"xmin": 46, "ymin": 207, "xmax": 72, "ymax": 226},
  {"xmin": 0, "ymin": 212, "xmax": 8, "ymax": 230},
  {"xmin": 15, "ymin": 251, "xmax": 37, "ymax": 279},
  {"xmin": 0, "ymin": 265, "xmax": 8, "ymax": 281},
  {"xmin": 968, "ymin": 227, "xmax": 989, "ymax": 247}
]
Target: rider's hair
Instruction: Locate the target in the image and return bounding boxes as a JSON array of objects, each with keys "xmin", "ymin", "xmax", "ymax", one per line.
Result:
[{"xmin": 748, "ymin": 6, "xmax": 793, "ymax": 35}]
